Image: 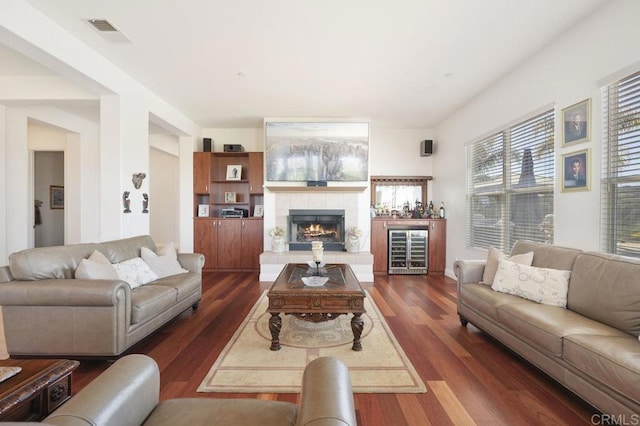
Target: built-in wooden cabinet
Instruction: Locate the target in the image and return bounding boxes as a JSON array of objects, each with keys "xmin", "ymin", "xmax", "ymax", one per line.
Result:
[
  {"xmin": 193, "ymin": 152, "xmax": 211, "ymax": 194},
  {"xmin": 193, "ymin": 152, "xmax": 264, "ymax": 271},
  {"xmin": 371, "ymin": 220, "xmax": 389, "ymax": 274},
  {"xmin": 427, "ymin": 219, "xmax": 446, "ymax": 275},
  {"xmin": 248, "ymin": 152, "xmax": 264, "ymax": 194},
  {"xmin": 371, "ymin": 218, "xmax": 446, "ymax": 275}
]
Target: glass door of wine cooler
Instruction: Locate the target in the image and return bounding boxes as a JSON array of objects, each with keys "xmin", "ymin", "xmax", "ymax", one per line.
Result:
[{"xmin": 388, "ymin": 229, "xmax": 428, "ymax": 274}]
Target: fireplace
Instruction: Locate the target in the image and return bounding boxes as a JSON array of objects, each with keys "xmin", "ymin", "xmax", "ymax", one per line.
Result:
[{"xmin": 288, "ymin": 209, "xmax": 345, "ymax": 251}]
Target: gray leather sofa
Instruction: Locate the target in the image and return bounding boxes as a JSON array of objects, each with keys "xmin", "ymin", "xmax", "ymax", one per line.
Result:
[
  {"xmin": 1, "ymin": 354, "xmax": 357, "ymax": 426},
  {"xmin": 0, "ymin": 235, "xmax": 203, "ymax": 358},
  {"xmin": 454, "ymin": 240, "xmax": 640, "ymax": 417}
]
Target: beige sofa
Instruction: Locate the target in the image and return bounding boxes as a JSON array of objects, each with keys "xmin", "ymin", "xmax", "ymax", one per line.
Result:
[
  {"xmin": 454, "ymin": 240, "xmax": 640, "ymax": 417},
  {"xmin": 0, "ymin": 354, "xmax": 356, "ymax": 426},
  {"xmin": 0, "ymin": 235, "xmax": 203, "ymax": 358}
]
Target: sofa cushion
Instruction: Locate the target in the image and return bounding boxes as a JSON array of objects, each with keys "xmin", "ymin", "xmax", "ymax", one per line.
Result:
[
  {"xmin": 75, "ymin": 250, "xmax": 119, "ymax": 280},
  {"xmin": 152, "ymin": 272, "xmax": 201, "ymax": 302},
  {"xmin": 131, "ymin": 285, "xmax": 177, "ymax": 324},
  {"xmin": 459, "ymin": 283, "xmax": 526, "ymax": 321},
  {"xmin": 497, "ymin": 302, "xmax": 625, "ymax": 357},
  {"xmin": 568, "ymin": 252, "xmax": 640, "ymax": 337},
  {"xmin": 480, "ymin": 246, "xmax": 534, "ymax": 285},
  {"xmin": 563, "ymin": 333, "xmax": 640, "ymax": 403},
  {"xmin": 510, "ymin": 240, "xmax": 582, "ymax": 271},
  {"xmin": 114, "ymin": 258, "xmax": 158, "ymax": 289},
  {"xmin": 143, "ymin": 398, "xmax": 298, "ymax": 426},
  {"xmin": 141, "ymin": 243, "xmax": 188, "ymax": 279},
  {"xmin": 491, "ymin": 260, "xmax": 571, "ymax": 307}
]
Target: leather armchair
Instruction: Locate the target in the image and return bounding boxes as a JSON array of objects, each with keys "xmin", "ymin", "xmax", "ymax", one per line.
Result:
[{"xmin": 2, "ymin": 354, "xmax": 357, "ymax": 426}]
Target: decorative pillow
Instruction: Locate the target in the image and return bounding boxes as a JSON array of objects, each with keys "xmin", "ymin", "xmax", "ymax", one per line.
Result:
[
  {"xmin": 75, "ymin": 250, "xmax": 118, "ymax": 280},
  {"xmin": 491, "ymin": 259, "xmax": 571, "ymax": 307},
  {"xmin": 141, "ymin": 243, "xmax": 188, "ymax": 279},
  {"xmin": 481, "ymin": 246, "xmax": 534, "ymax": 285},
  {"xmin": 113, "ymin": 257, "xmax": 158, "ymax": 289}
]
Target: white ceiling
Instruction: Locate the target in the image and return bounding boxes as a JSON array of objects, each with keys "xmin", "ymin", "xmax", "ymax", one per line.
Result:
[{"xmin": 3, "ymin": 0, "xmax": 607, "ymax": 129}]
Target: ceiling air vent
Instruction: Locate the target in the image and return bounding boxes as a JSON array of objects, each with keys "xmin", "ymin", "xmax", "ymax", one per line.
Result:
[{"xmin": 85, "ymin": 19, "xmax": 132, "ymax": 43}]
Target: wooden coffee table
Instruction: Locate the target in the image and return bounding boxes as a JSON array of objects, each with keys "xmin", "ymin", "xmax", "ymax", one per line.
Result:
[
  {"xmin": 267, "ymin": 263, "xmax": 366, "ymax": 351},
  {"xmin": 0, "ymin": 359, "xmax": 79, "ymax": 422}
]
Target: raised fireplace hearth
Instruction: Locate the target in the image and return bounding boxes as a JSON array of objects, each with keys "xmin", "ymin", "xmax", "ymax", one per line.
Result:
[{"xmin": 288, "ymin": 209, "xmax": 345, "ymax": 251}]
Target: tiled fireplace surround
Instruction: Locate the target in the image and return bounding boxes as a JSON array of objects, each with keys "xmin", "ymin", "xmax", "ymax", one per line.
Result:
[{"xmin": 259, "ymin": 190, "xmax": 374, "ymax": 282}]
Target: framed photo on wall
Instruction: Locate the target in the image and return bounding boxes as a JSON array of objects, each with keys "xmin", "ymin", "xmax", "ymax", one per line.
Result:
[
  {"xmin": 562, "ymin": 98, "xmax": 591, "ymax": 146},
  {"xmin": 562, "ymin": 149, "xmax": 590, "ymax": 192},
  {"xmin": 226, "ymin": 165, "xmax": 242, "ymax": 180},
  {"xmin": 50, "ymin": 185, "xmax": 64, "ymax": 209}
]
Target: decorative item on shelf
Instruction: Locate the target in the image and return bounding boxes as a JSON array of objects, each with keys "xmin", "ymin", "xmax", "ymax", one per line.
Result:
[
  {"xmin": 142, "ymin": 193, "xmax": 149, "ymax": 213},
  {"xmin": 346, "ymin": 226, "xmax": 362, "ymax": 253},
  {"xmin": 132, "ymin": 172, "xmax": 146, "ymax": 189},
  {"xmin": 197, "ymin": 204, "xmax": 210, "ymax": 217},
  {"xmin": 123, "ymin": 191, "xmax": 131, "ymax": 213},
  {"xmin": 224, "ymin": 192, "xmax": 236, "ymax": 203},
  {"xmin": 254, "ymin": 205, "xmax": 264, "ymax": 217},
  {"xmin": 226, "ymin": 165, "xmax": 242, "ymax": 180},
  {"xmin": 269, "ymin": 226, "xmax": 286, "ymax": 253},
  {"xmin": 439, "ymin": 202, "xmax": 445, "ymax": 219},
  {"xmin": 412, "ymin": 200, "xmax": 422, "ymax": 218}
]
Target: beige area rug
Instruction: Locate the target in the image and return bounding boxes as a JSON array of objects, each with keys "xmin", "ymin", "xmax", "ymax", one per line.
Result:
[{"xmin": 197, "ymin": 290, "xmax": 426, "ymax": 393}]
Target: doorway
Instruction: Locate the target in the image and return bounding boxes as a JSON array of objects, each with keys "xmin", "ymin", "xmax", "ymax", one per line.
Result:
[{"xmin": 34, "ymin": 151, "xmax": 64, "ymax": 247}]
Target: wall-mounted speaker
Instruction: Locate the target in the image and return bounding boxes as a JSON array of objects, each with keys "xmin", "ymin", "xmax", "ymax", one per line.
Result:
[
  {"xmin": 420, "ymin": 139, "xmax": 433, "ymax": 157},
  {"xmin": 224, "ymin": 144, "xmax": 243, "ymax": 153},
  {"xmin": 203, "ymin": 138, "xmax": 212, "ymax": 152}
]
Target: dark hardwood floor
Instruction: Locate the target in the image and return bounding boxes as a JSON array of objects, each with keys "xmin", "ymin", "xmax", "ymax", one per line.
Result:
[{"xmin": 72, "ymin": 272, "xmax": 598, "ymax": 425}]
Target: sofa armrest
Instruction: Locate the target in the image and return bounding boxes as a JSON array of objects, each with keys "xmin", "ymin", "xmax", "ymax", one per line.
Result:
[
  {"xmin": 453, "ymin": 259, "xmax": 486, "ymax": 285},
  {"xmin": 177, "ymin": 253, "xmax": 205, "ymax": 274},
  {"xmin": 0, "ymin": 279, "xmax": 129, "ymax": 306},
  {"xmin": 0, "ymin": 265, "xmax": 13, "ymax": 283},
  {"xmin": 44, "ymin": 355, "xmax": 160, "ymax": 426},
  {"xmin": 296, "ymin": 357, "xmax": 356, "ymax": 426}
]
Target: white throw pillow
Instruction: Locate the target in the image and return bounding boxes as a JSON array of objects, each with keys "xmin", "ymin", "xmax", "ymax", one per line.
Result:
[
  {"xmin": 481, "ymin": 246, "xmax": 534, "ymax": 285},
  {"xmin": 491, "ymin": 259, "xmax": 571, "ymax": 308},
  {"xmin": 141, "ymin": 243, "xmax": 188, "ymax": 279},
  {"xmin": 75, "ymin": 250, "xmax": 118, "ymax": 280},
  {"xmin": 113, "ymin": 257, "xmax": 158, "ymax": 289}
]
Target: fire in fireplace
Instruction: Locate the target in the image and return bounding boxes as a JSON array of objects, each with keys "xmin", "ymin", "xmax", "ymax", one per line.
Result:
[{"xmin": 288, "ymin": 209, "xmax": 345, "ymax": 251}]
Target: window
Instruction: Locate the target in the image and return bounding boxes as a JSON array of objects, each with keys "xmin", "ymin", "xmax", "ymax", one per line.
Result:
[
  {"xmin": 466, "ymin": 109, "xmax": 555, "ymax": 252},
  {"xmin": 602, "ymin": 70, "xmax": 640, "ymax": 258}
]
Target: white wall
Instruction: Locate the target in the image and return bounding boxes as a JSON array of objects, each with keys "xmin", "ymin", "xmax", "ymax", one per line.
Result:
[
  {"xmin": 149, "ymin": 136, "xmax": 180, "ymax": 248},
  {"xmin": 435, "ymin": 1, "xmax": 640, "ymax": 275},
  {"xmin": 1, "ymin": 0, "xmax": 201, "ymax": 261}
]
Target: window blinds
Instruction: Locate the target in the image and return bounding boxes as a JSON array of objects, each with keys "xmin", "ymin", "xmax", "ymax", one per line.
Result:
[
  {"xmin": 466, "ymin": 110, "xmax": 555, "ymax": 252},
  {"xmin": 602, "ymin": 70, "xmax": 640, "ymax": 258}
]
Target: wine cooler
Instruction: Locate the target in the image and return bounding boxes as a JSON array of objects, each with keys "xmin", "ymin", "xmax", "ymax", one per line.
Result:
[{"xmin": 388, "ymin": 229, "xmax": 428, "ymax": 274}]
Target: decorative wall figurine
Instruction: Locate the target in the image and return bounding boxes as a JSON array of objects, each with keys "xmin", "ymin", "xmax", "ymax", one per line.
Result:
[
  {"xmin": 123, "ymin": 191, "xmax": 131, "ymax": 213},
  {"xmin": 132, "ymin": 172, "xmax": 146, "ymax": 189},
  {"xmin": 142, "ymin": 193, "xmax": 149, "ymax": 213}
]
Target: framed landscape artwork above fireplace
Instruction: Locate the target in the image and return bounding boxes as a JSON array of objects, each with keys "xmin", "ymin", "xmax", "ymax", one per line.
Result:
[{"xmin": 265, "ymin": 121, "xmax": 369, "ymax": 182}]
